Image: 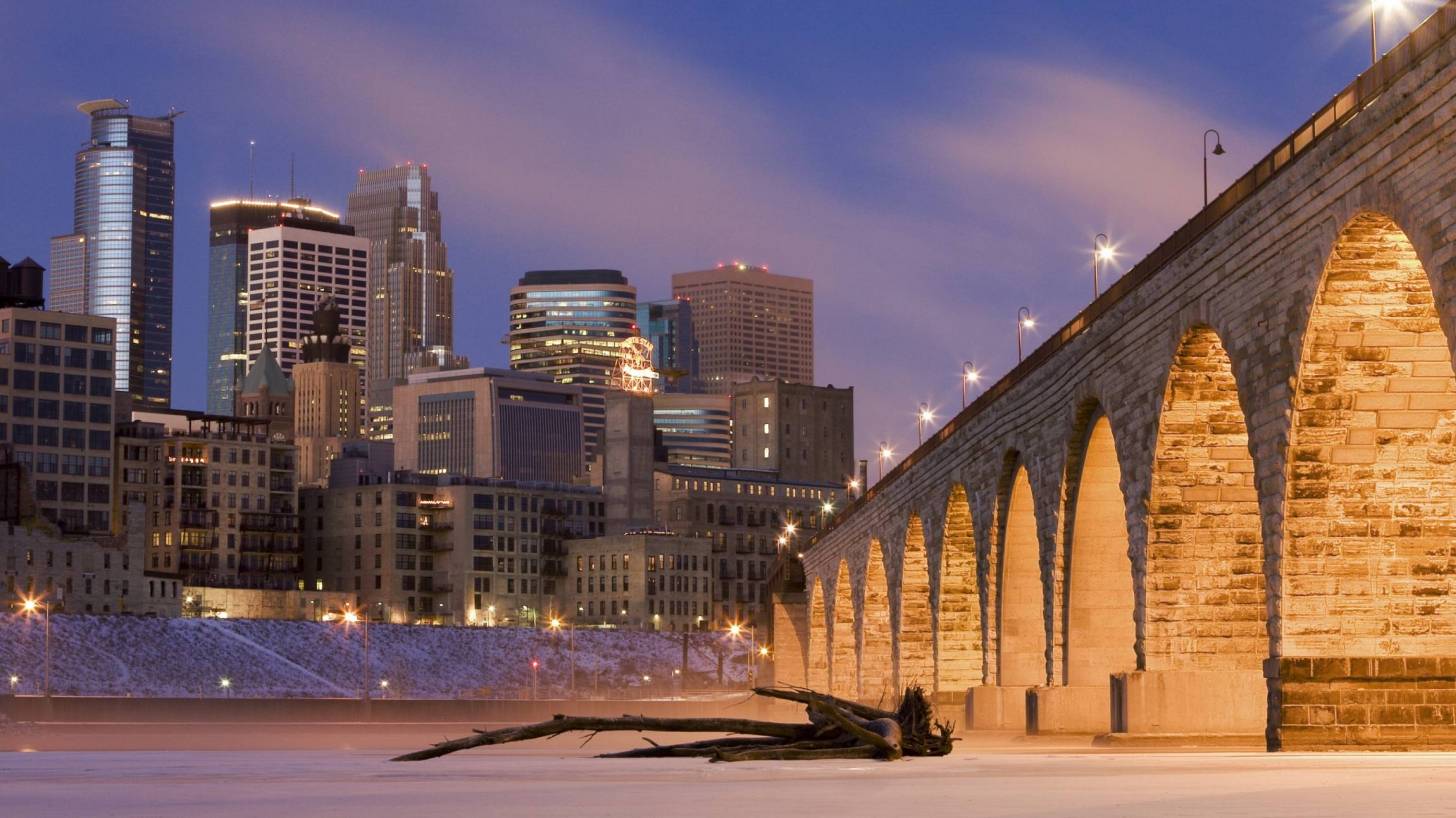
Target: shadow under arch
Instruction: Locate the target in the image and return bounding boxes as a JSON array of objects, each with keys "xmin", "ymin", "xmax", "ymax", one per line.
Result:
[
  {"xmin": 996, "ymin": 456, "xmax": 1046, "ymax": 687},
  {"xmin": 807, "ymin": 575, "xmax": 829, "ymax": 691},
  {"xmin": 1060, "ymin": 403, "xmax": 1137, "ymax": 687},
  {"xmin": 1145, "ymin": 325, "xmax": 1264, "ymax": 671},
  {"xmin": 830, "ymin": 559, "xmax": 856, "ymax": 699},
  {"xmin": 862, "ymin": 539, "xmax": 893, "ymax": 703},
  {"xmin": 937, "ymin": 485, "xmax": 981, "ymax": 694}
]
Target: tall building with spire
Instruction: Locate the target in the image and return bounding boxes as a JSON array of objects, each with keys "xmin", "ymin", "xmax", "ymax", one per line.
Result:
[
  {"xmin": 50, "ymin": 99, "xmax": 179, "ymax": 408},
  {"xmin": 293, "ymin": 298, "xmax": 361, "ymax": 486},
  {"xmin": 206, "ymin": 198, "xmax": 341, "ymax": 415},
  {"xmin": 345, "ymin": 164, "xmax": 453, "ymax": 440}
]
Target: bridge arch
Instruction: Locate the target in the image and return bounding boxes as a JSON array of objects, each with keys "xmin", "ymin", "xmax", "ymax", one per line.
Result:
[
  {"xmin": 807, "ymin": 575, "xmax": 828, "ymax": 691},
  {"xmin": 996, "ymin": 456, "xmax": 1047, "ymax": 687},
  {"xmin": 899, "ymin": 514, "xmax": 934, "ymax": 691},
  {"xmin": 1283, "ymin": 211, "xmax": 1456, "ymax": 657},
  {"xmin": 830, "ymin": 559, "xmax": 856, "ymax": 699},
  {"xmin": 862, "ymin": 539, "xmax": 894, "ymax": 703},
  {"xmin": 937, "ymin": 484, "xmax": 981, "ymax": 693},
  {"xmin": 1061, "ymin": 404, "xmax": 1137, "ymax": 686},
  {"xmin": 1145, "ymin": 325, "xmax": 1265, "ymax": 671}
]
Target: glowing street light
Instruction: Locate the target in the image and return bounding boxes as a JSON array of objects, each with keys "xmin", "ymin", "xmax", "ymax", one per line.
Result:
[
  {"xmin": 8, "ymin": 674, "xmax": 18, "ymax": 690},
  {"xmin": 219, "ymin": 677, "xmax": 232, "ymax": 697},
  {"xmin": 961, "ymin": 361, "xmax": 981, "ymax": 409},
  {"xmin": 341, "ymin": 607, "xmax": 371, "ymax": 704},
  {"xmin": 783, "ymin": 521, "xmax": 798, "ymax": 538},
  {"xmin": 1016, "ymin": 307, "xmax": 1035, "ymax": 362},
  {"xmin": 821, "ymin": 500, "xmax": 834, "ymax": 516},
  {"xmin": 1092, "ymin": 233, "xmax": 1115, "ymax": 298},
  {"xmin": 19, "ymin": 595, "xmax": 50, "ymax": 698},
  {"xmin": 726, "ymin": 622, "xmax": 760, "ymax": 687},
  {"xmin": 1203, "ymin": 129, "xmax": 1225, "ymax": 207},
  {"xmin": 547, "ymin": 615, "xmax": 577, "ymax": 696},
  {"xmin": 916, "ymin": 403, "xmax": 935, "ymax": 446},
  {"xmin": 847, "ymin": 476, "xmax": 862, "ymax": 499},
  {"xmin": 1371, "ymin": 0, "xmax": 1407, "ymax": 64},
  {"xmin": 877, "ymin": 442, "xmax": 894, "ymax": 483}
]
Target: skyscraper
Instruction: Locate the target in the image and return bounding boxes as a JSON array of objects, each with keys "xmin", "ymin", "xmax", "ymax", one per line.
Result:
[
  {"xmin": 671, "ymin": 263, "xmax": 813, "ymax": 393},
  {"xmin": 636, "ymin": 298, "xmax": 699, "ymax": 393},
  {"xmin": 243, "ymin": 217, "xmax": 368, "ymax": 422},
  {"xmin": 207, "ymin": 198, "xmax": 341, "ymax": 415},
  {"xmin": 508, "ymin": 269, "xmax": 638, "ymax": 457},
  {"xmin": 345, "ymin": 164, "xmax": 453, "ymax": 439},
  {"xmin": 49, "ymin": 99, "xmax": 178, "ymax": 408}
]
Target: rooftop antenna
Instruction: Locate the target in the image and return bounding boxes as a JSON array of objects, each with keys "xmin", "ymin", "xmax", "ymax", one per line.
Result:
[
  {"xmin": 289, "ymin": 153, "xmax": 296, "ymax": 199},
  {"xmin": 248, "ymin": 140, "xmax": 256, "ymax": 199}
]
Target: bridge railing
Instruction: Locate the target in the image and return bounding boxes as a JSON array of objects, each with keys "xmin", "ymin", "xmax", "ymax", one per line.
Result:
[{"xmin": 812, "ymin": 2, "xmax": 1456, "ymax": 550}]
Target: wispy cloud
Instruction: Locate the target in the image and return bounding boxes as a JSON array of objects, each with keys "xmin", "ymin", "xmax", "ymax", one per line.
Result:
[{"xmin": 163, "ymin": 1, "xmax": 1270, "ymax": 459}]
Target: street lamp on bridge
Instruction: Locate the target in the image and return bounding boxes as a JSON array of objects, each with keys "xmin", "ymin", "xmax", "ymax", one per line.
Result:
[
  {"xmin": 1093, "ymin": 233, "xmax": 1115, "ymax": 298},
  {"xmin": 877, "ymin": 442, "xmax": 894, "ymax": 483},
  {"xmin": 916, "ymin": 403, "xmax": 935, "ymax": 446},
  {"xmin": 961, "ymin": 361, "xmax": 981, "ymax": 409},
  {"xmin": 1203, "ymin": 129, "xmax": 1225, "ymax": 206},
  {"xmin": 1371, "ymin": 0, "xmax": 1409, "ymax": 65},
  {"xmin": 1016, "ymin": 307, "xmax": 1035, "ymax": 362}
]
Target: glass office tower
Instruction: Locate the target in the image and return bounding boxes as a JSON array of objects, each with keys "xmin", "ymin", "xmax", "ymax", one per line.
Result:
[
  {"xmin": 636, "ymin": 298, "xmax": 699, "ymax": 393},
  {"xmin": 50, "ymin": 99, "xmax": 178, "ymax": 408},
  {"xmin": 206, "ymin": 198, "xmax": 341, "ymax": 415},
  {"xmin": 508, "ymin": 269, "xmax": 638, "ymax": 458}
]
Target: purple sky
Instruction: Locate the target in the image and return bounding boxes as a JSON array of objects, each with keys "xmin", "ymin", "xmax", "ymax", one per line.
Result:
[{"xmin": 1, "ymin": 1, "xmax": 1437, "ymax": 465}]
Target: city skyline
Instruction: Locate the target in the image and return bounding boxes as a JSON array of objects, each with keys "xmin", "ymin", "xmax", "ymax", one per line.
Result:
[{"xmin": 3, "ymin": 1, "xmax": 1432, "ymax": 463}]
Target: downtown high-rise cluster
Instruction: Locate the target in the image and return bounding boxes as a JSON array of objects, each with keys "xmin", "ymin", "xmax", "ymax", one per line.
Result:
[{"xmin": 3, "ymin": 96, "xmax": 855, "ymax": 634}]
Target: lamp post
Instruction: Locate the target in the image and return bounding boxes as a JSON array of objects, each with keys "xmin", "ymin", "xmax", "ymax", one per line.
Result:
[
  {"xmin": 343, "ymin": 608, "xmax": 370, "ymax": 703},
  {"xmin": 1016, "ymin": 307, "xmax": 1034, "ymax": 362},
  {"xmin": 961, "ymin": 362, "xmax": 980, "ymax": 409},
  {"xmin": 1203, "ymin": 129, "xmax": 1225, "ymax": 207},
  {"xmin": 1092, "ymin": 233, "xmax": 1113, "ymax": 298},
  {"xmin": 549, "ymin": 616, "xmax": 576, "ymax": 696},
  {"xmin": 916, "ymin": 403, "xmax": 934, "ymax": 446},
  {"xmin": 20, "ymin": 596, "xmax": 50, "ymax": 698},
  {"xmin": 847, "ymin": 477, "xmax": 862, "ymax": 499},
  {"xmin": 728, "ymin": 622, "xmax": 757, "ymax": 687},
  {"xmin": 877, "ymin": 443, "xmax": 893, "ymax": 483},
  {"xmin": 1371, "ymin": 1, "xmax": 1407, "ymax": 65}
]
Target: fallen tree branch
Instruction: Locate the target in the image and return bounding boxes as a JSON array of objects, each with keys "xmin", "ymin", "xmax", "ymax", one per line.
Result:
[
  {"xmin": 393, "ymin": 685, "xmax": 953, "ymax": 763},
  {"xmin": 392, "ymin": 714, "xmax": 812, "ymax": 762}
]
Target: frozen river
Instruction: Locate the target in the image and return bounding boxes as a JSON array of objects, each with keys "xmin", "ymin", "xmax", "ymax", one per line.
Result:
[{"xmin": 7, "ymin": 741, "xmax": 1456, "ymax": 818}]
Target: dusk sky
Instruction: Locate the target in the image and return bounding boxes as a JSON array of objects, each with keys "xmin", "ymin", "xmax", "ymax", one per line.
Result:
[{"xmin": 2, "ymin": 1, "xmax": 1436, "ymax": 463}]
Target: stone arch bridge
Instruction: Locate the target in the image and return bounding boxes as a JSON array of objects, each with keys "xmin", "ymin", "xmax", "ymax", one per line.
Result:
[{"xmin": 775, "ymin": 6, "xmax": 1456, "ymax": 750}]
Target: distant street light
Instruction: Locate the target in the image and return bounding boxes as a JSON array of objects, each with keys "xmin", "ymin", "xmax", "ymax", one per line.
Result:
[
  {"xmin": 877, "ymin": 442, "xmax": 894, "ymax": 483},
  {"xmin": 1203, "ymin": 129, "xmax": 1225, "ymax": 206},
  {"xmin": 916, "ymin": 403, "xmax": 934, "ymax": 446},
  {"xmin": 1092, "ymin": 233, "xmax": 1114, "ymax": 298},
  {"xmin": 548, "ymin": 616, "xmax": 576, "ymax": 695},
  {"xmin": 1016, "ymin": 307, "xmax": 1035, "ymax": 362},
  {"xmin": 961, "ymin": 362, "xmax": 981, "ymax": 409},
  {"xmin": 342, "ymin": 608, "xmax": 370, "ymax": 703},
  {"xmin": 847, "ymin": 477, "xmax": 862, "ymax": 498},
  {"xmin": 19, "ymin": 596, "xmax": 50, "ymax": 698}
]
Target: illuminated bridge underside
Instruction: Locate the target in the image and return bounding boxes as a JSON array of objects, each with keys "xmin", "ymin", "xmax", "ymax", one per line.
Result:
[{"xmin": 785, "ymin": 7, "xmax": 1456, "ymax": 750}]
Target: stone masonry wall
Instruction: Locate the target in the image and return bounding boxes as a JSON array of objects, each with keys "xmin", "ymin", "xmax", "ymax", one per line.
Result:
[{"xmin": 791, "ymin": 17, "xmax": 1456, "ymax": 747}]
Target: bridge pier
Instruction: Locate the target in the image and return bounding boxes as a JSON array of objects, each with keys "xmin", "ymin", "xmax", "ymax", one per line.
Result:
[
  {"xmin": 1026, "ymin": 685, "xmax": 1111, "ymax": 735},
  {"xmin": 966, "ymin": 684, "xmax": 1029, "ymax": 730},
  {"xmin": 1108, "ymin": 670, "xmax": 1265, "ymax": 738}
]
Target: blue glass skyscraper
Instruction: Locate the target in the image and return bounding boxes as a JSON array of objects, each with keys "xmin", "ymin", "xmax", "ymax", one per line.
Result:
[
  {"xmin": 636, "ymin": 298, "xmax": 699, "ymax": 393},
  {"xmin": 50, "ymin": 99, "xmax": 178, "ymax": 408}
]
